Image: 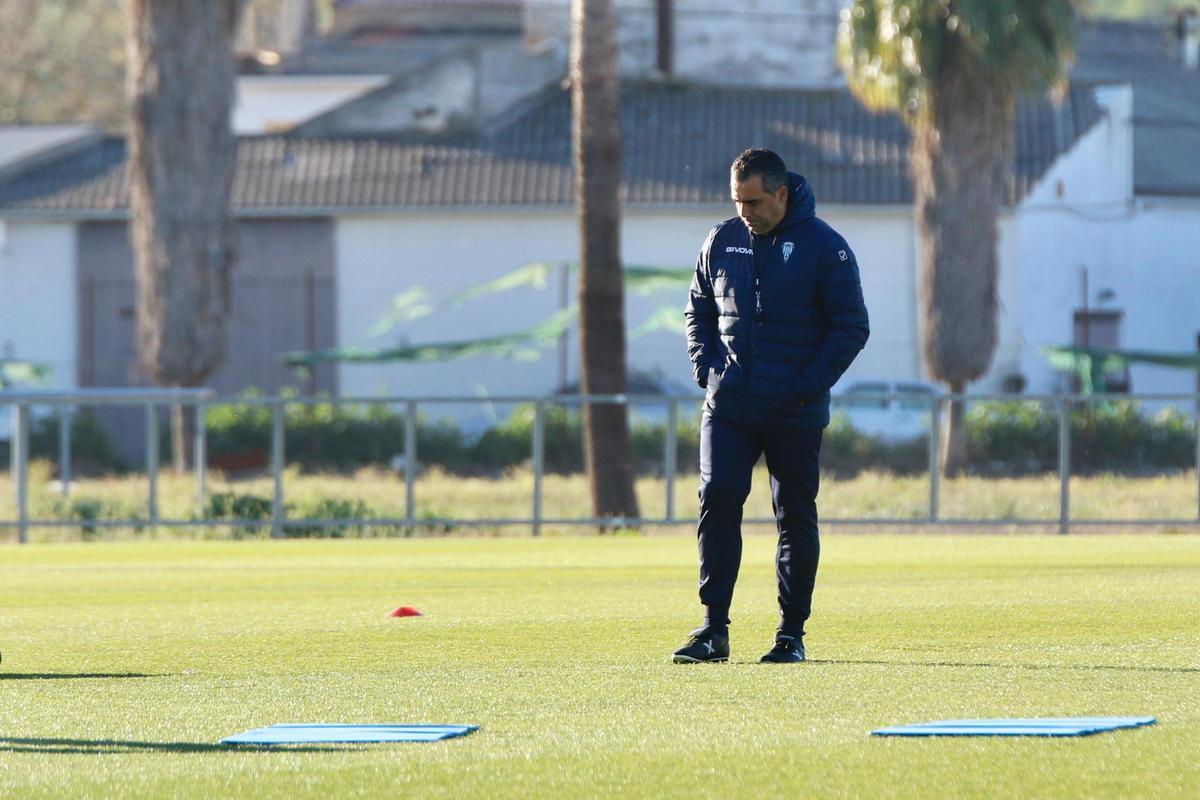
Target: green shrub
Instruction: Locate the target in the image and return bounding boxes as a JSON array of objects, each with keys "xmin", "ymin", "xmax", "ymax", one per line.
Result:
[
  {"xmin": 821, "ymin": 414, "xmax": 929, "ymax": 477},
  {"xmin": 1072, "ymin": 401, "xmax": 1194, "ymax": 474},
  {"xmin": 413, "ymin": 508, "xmax": 459, "ymax": 536},
  {"xmin": 417, "ymin": 419, "xmax": 473, "ymax": 473},
  {"xmin": 966, "ymin": 400, "xmax": 1058, "ymax": 474},
  {"xmin": 203, "ymin": 394, "xmax": 273, "ymax": 455},
  {"xmin": 0, "ymin": 410, "xmax": 130, "ymax": 474},
  {"xmin": 630, "ymin": 412, "xmax": 702, "ymax": 475},
  {"xmin": 197, "ymin": 392, "xmax": 1197, "ymax": 479},
  {"xmin": 288, "ymin": 402, "xmax": 407, "ymax": 471},
  {"xmin": 206, "ymin": 491, "xmax": 272, "ymax": 519},
  {"xmin": 204, "ymin": 491, "xmax": 273, "ymax": 537},
  {"xmin": 965, "ymin": 399, "xmax": 1196, "ymax": 475},
  {"xmin": 51, "ymin": 494, "xmax": 145, "ymax": 537},
  {"xmin": 69, "ymin": 498, "xmax": 105, "ymax": 541},
  {"xmin": 473, "ymin": 403, "xmax": 581, "ymax": 474},
  {"xmin": 284, "ymin": 496, "xmax": 375, "ymax": 538},
  {"xmin": 206, "ymin": 395, "xmax": 455, "ymax": 473}
]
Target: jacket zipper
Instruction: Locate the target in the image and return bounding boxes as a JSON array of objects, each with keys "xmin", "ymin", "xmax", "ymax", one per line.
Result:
[{"xmin": 754, "ymin": 235, "xmax": 776, "ymax": 327}]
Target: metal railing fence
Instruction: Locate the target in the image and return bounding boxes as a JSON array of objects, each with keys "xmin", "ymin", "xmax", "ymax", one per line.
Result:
[{"xmin": 3, "ymin": 390, "xmax": 1199, "ymax": 543}]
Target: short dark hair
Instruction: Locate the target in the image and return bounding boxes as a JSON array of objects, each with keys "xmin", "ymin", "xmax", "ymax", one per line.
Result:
[{"xmin": 730, "ymin": 148, "xmax": 787, "ymax": 194}]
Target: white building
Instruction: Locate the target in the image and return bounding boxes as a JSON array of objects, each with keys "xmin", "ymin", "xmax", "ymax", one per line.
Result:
[{"xmin": 1, "ymin": 17, "xmax": 1198, "ymax": 443}]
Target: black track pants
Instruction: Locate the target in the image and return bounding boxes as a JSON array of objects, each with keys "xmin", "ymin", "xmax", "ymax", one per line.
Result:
[{"xmin": 696, "ymin": 411, "xmax": 823, "ymax": 635}]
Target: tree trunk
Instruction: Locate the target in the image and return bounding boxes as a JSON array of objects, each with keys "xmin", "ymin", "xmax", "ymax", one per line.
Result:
[
  {"xmin": 570, "ymin": 0, "xmax": 640, "ymax": 524},
  {"xmin": 169, "ymin": 403, "xmax": 193, "ymax": 475},
  {"xmin": 126, "ymin": 0, "xmax": 245, "ymax": 399},
  {"xmin": 912, "ymin": 36, "xmax": 1013, "ymax": 477},
  {"xmin": 937, "ymin": 380, "xmax": 968, "ymax": 477}
]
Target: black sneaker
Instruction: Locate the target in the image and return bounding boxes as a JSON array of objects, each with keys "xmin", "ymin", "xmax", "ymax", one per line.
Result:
[
  {"xmin": 671, "ymin": 627, "xmax": 729, "ymax": 664},
  {"xmin": 759, "ymin": 634, "xmax": 805, "ymax": 663}
]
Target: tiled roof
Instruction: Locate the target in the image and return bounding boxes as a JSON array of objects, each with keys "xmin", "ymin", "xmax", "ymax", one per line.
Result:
[
  {"xmin": 1073, "ymin": 19, "xmax": 1200, "ymax": 197},
  {"xmin": 0, "ymin": 81, "xmax": 1102, "ymax": 216}
]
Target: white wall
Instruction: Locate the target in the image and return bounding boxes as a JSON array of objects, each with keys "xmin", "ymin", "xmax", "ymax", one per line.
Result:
[
  {"xmin": 334, "ymin": 203, "xmax": 914, "ymax": 426},
  {"xmin": 991, "ymin": 213, "xmax": 1024, "ymax": 391},
  {"xmin": 821, "ymin": 208, "xmax": 919, "ymax": 384},
  {"xmin": 1111, "ymin": 199, "xmax": 1200, "ymax": 394},
  {"xmin": 1008, "ymin": 83, "xmax": 1200, "ymax": 397},
  {"xmin": 233, "ymin": 75, "xmax": 390, "ymax": 134},
  {"xmin": 1011, "ymin": 88, "xmax": 1096, "ymax": 393},
  {"xmin": 1014, "ymin": 197, "xmax": 1200, "ymax": 397},
  {"xmin": 336, "ymin": 210, "xmax": 570, "ymax": 427},
  {"xmin": 0, "ymin": 221, "xmax": 77, "ymax": 388}
]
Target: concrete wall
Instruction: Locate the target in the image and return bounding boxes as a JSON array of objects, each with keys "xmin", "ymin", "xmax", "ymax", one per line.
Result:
[{"xmin": 524, "ymin": 0, "xmax": 847, "ymax": 88}]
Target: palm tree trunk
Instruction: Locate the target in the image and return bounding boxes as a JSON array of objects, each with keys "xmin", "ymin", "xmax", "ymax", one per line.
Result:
[
  {"xmin": 570, "ymin": 0, "xmax": 640, "ymax": 524},
  {"xmin": 937, "ymin": 380, "xmax": 968, "ymax": 478},
  {"xmin": 127, "ymin": 0, "xmax": 244, "ymax": 393},
  {"xmin": 170, "ymin": 403, "xmax": 193, "ymax": 475},
  {"xmin": 913, "ymin": 39, "xmax": 1013, "ymax": 477}
]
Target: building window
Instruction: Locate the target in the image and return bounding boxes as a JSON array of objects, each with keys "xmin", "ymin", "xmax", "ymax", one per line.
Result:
[{"xmin": 1073, "ymin": 310, "xmax": 1129, "ymax": 393}]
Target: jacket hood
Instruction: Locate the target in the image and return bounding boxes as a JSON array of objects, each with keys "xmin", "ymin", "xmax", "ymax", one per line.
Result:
[
  {"xmin": 781, "ymin": 172, "xmax": 815, "ymax": 227},
  {"xmin": 752, "ymin": 171, "xmax": 815, "ymax": 238}
]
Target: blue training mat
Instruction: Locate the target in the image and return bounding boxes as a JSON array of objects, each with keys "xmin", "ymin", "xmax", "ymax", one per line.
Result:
[
  {"xmin": 871, "ymin": 717, "xmax": 1156, "ymax": 737},
  {"xmin": 220, "ymin": 724, "xmax": 478, "ymax": 745}
]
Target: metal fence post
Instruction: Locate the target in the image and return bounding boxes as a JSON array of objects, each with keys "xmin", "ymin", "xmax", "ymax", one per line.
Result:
[
  {"xmin": 405, "ymin": 400, "xmax": 417, "ymax": 533},
  {"xmin": 1059, "ymin": 396, "xmax": 1071, "ymax": 535},
  {"xmin": 271, "ymin": 400, "xmax": 285, "ymax": 539},
  {"xmin": 194, "ymin": 399, "xmax": 207, "ymax": 516},
  {"xmin": 1195, "ymin": 392, "xmax": 1200, "ymax": 523},
  {"xmin": 14, "ymin": 403, "xmax": 29, "ymax": 544},
  {"xmin": 146, "ymin": 402, "xmax": 158, "ymax": 530},
  {"xmin": 58, "ymin": 405, "xmax": 71, "ymax": 497},
  {"xmin": 664, "ymin": 398, "xmax": 678, "ymax": 524},
  {"xmin": 532, "ymin": 400, "xmax": 545, "ymax": 537},
  {"xmin": 928, "ymin": 396, "xmax": 942, "ymax": 522}
]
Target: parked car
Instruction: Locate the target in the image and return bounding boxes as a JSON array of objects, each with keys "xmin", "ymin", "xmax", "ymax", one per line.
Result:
[{"xmin": 834, "ymin": 380, "xmax": 942, "ymax": 443}]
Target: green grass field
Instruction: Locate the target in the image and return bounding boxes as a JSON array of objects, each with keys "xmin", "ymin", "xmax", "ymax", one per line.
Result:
[{"xmin": 2, "ymin": 534, "xmax": 1199, "ymax": 798}]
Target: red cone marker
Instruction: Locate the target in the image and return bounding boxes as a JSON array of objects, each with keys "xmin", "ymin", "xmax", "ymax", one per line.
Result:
[{"xmin": 388, "ymin": 606, "xmax": 423, "ymax": 617}]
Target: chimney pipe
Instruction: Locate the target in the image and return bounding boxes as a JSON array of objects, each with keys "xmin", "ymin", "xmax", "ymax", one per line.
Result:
[
  {"xmin": 656, "ymin": 0, "xmax": 673, "ymax": 76},
  {"xmin": 1178, "ymin": 9, "xmax": 1199, "ymax": 70}
]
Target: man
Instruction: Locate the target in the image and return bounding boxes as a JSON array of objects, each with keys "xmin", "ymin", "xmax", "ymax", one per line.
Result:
[{"xmin": 674, "ymin": 148, "xmax": 869, "ymax": 664}]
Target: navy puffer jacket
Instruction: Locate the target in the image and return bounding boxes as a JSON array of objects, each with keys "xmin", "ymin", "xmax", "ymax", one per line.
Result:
[{"xmin": 685, "ymin": 172, "xmax": 870, "ymax": 429}]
